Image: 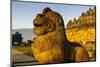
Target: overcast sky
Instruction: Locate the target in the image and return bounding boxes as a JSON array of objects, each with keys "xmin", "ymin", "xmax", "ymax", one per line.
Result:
[{"xmin": 12, "ymin": 1, "xmax": 94, "ymax": 29}]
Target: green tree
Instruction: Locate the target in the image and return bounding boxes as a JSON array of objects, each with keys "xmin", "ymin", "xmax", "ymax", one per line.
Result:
[{"xmin": 12, "ymin": 32, "xmax": 23, "ymax": 46}]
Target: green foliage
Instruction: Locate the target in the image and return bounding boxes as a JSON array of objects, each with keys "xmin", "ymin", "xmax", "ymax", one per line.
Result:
[{"xmin": 12, "ymin": 32, "xmax": 23, "ymax": 46}]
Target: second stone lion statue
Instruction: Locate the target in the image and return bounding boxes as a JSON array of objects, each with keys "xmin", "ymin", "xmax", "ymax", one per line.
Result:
[{"xmin": 32, "ymin": 7, "xmax": 89, "ymax": 64}]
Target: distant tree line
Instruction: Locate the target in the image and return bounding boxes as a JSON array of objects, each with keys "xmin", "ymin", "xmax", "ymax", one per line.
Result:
[
  {"xmin": 66, "ymin": 7, "xmax": 96, "ymax": 29},
  {"xmin": 12, "ymin": 31, "xmax": 33, "ymax": 47}
]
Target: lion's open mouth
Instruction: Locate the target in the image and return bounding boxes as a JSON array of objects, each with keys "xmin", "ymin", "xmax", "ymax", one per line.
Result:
[
  {"xmin": 33, "ymin": 23, "xmax": 47, "ymax": 35},
  {"xmin": 34, "ymin": 24, "xmax": 44, "ymax": 27}
]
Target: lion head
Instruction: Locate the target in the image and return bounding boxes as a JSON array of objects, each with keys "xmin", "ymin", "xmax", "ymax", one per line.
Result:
[{"xmin": 33, "ymin": 7, "xmax": 65, "ymax": 36}]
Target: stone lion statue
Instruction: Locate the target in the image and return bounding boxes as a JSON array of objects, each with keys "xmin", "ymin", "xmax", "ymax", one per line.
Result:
[{"xmin": 32, "ymin": 7, "xmax": 89, "ymax": 64}]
